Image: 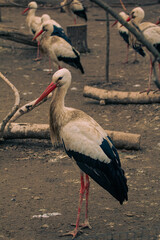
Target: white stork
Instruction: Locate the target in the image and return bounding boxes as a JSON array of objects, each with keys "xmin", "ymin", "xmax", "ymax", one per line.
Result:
[
  {"xmin": 60, "ymin": 0, "xmax": 87, "ymax": 24},
  {"xmin": 22, "ymin": 1, "xmax": 42, "ymax": 60},
  {"xmin": 33, "ymin": 68, "xmax": 128, "ymax": 238},
  {"xmin": 33, "ymin": 22, "xmax": 84, "ymax": 73},
  {"xmin": 34, "ymin": 15, "xmax": 71, "ymax": 60},
  {"xmin": 112, "ymin": 11, "xmax": 145, "ymax": 63},
  {"xmin": 22, "ymin": 1, "xmax": 41, "ymax": 36},
  {"xmin": 126, "ymin": 7, "xmax": 160, "ymax": 93}
]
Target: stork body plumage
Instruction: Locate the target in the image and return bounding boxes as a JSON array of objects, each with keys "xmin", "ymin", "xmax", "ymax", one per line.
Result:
[
  {"xmin": 60, "ymin": 0, "xmax": 87, "ymax": 24},
  {"xmin": 33, "ymin": 22, "xmax": 84, "ymax": 73},
  {"xmin": 127, "ymin": 7, "xmax": 160, "ymax": 92},
  {"xmin": 34, "ymin": 68, "xmax": 128, "ymax": 238}
]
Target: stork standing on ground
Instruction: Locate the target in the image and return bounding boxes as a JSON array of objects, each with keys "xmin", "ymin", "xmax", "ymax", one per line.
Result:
[
  {"xmin": 33, "ymin": 68, "xmax": 128, "ymax": 239},
  {"xmin": 33, "ymin": 22, "xmax": 84, "ymax": 73},
  {"xmin": 34, "ymin": 15, "xmax": 71, "ymax": 60},
  {"xmin": 112, "ymin": 11, "xmax": 145, "ymax": 63},
  {"xmin": 126, "ymin": 7, "xmax": 160, "ymax": 93},
  {"xmin": 22, "ymin": 1, "xmax": 42, "ymax": 60},
  {"xmin": 60, "ymin": 0, "xmax": 87, "ymax": 24}
]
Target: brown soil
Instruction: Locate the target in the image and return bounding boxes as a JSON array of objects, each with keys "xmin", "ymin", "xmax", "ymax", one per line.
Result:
[{"xmin": 0, "ymin": 2, "xmax": 160, "ymax": 240}]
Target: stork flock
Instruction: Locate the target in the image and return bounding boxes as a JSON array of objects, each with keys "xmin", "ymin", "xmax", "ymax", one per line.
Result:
[
  {"xmin": 22, "ymin": 0, "xmax": 86, "ymax": 72},
  {"xmin": 113, "ymin": 7, "xmax": 160, "ymax": 93},
  {"xmin": 20, "ymin": 1, "xmax": 160, "ymax": 239}
]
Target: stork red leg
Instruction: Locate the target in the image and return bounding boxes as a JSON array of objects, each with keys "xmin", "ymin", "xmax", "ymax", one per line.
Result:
[
  {"xmin": 124, "ymin": 44, "xmax": 129, "ymax": 64},
  {"xmin": 79, "ymin": 174, "xmax": 92, "ymax": 229},
  {"xmin": 140, "ymin": 56, "xmax": 154, "ymax": 94},
  {"xmin": 34, "ymin": 41, "xmax": 42, "ymax": 61},
  {"xmin": 62, "ymin": 172, "xmax": 85, "ymax": 238}
]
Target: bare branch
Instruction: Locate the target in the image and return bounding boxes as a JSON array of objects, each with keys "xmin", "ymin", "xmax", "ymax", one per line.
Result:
[
  {"xmin": 0, "ymin": 72, "xmax": 20, "ymax": 138},
  {"xmin": 9, "ymin": 93, "xmax": 52, "ymax": 123},
  {"xmin": 119, "ymin": 0, "xmax": 127, "ymax": 12},
  {"xmin": 0, "ymin": 30, "xmax": 37, "ymax": 47}
]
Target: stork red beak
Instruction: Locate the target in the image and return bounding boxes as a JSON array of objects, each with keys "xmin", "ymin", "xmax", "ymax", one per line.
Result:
[
  {"xmin": 22, "ymin": 7, "xmax": 29, "ymax": 15},
  {"xmin": 32, "ymin": 29, "xmax": 44, "ymax": 41},
  {"xmin": 120, "ymin": 16, "xmax": 131, "ymax": 27},
  {"xmin": 111, "ymin": 20, "xmax": 118, "ymax": 27},
  {"xmin": 156, "ymin": 20, "xmax": 160, "ymax": 25},
  {"xmin": 34, "ymin": 82, "xmax": 57, "ymax": 106},
  {"xmin": 126, "ymin": 16, "xmax": 131, "ymax": 22}
]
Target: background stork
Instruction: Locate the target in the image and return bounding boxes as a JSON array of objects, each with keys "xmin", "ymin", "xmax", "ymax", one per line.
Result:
[
  {"xmin": 127, "ymin": 7, "xmax": 160, "ymax": 93},
  {"xmin": 33, "ymin": 22, "xmax": 84, "ymax": 73}
]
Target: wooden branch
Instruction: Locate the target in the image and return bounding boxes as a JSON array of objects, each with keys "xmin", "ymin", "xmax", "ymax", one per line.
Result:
[
  {"xmin": 119, "ymin": 0, "xmax": 127, "ymax": 12},
  {"xmin": 83, "ymin": 86, "xmax": 160, "ymax": 104},
  {"xmin": 0, "ymin": 72, "xmax": 20, "ymax": 138},
  {"xmin": 0, "ymin": 30, "xmax": 37, "ymax": 47},
  {"xmin": 2, "ymin": 123, "xmax": 141, "ymax": 150},
  {"xmin": 9, "ymin": 93, "xmax": 52, "ymax": 123}
]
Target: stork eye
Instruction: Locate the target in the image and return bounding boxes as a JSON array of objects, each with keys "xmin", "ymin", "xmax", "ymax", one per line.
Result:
[{"xmin": 58, "ymin": 77, "xmax": 63, "ymax": 80}]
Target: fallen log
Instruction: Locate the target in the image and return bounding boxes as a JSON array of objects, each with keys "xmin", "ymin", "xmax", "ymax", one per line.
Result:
[
  {"xmin": 1, "ymin": 123, "xmax": 141, "ymax": 150},
  {"xmin": 0, "ymin": 30, "xmax": 37, "ymax": 47},
  {"xmin": 83, "ymin": 86, "xmax": 160, "ymax": 104}
]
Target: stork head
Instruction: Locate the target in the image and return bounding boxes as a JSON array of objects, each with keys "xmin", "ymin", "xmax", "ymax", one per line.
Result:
[
  {"xmin": 126, "ymin": 7, "xmax": 145, "ymax": 24},
  {"xmin": 112, "ymin": 12, "xmax": 129, "ymax": 28},
  {"xmin": 34, "ymin": 69, "xmax": 72, "ymax": 106},
  {"xmin": 41, "ymin": 14, "xmax": 51, "ymax": 24},
  {"xmin": 22, "ymin": 1, "xmax": 38, "ymax": 15},
  {"xmin": 32, "ymin": 21, "xmax": 53, "ymax": 40}
]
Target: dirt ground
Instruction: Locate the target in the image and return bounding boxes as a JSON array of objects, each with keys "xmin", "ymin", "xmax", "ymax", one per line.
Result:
[{"xmin": 0, "ymin": 2, "xmax": 160, "ymax": 240}]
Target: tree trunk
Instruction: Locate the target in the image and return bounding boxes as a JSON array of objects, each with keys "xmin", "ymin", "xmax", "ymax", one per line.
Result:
[
  {"xmin": 83, "ymin": 86, "xmax": 160, "ymax": 104},
  {"xmin": 1, "ymin": 123, "xmax": 141, "ymax": 150},
  {"xmin": 67, "ymin": 24, "xmax": 89, "ymax": 53}
]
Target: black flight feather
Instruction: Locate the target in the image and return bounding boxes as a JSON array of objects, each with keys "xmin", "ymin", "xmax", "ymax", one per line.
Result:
[{"xmin": 63, "ymin": 138, "xmax": 128, "ymax": 204}]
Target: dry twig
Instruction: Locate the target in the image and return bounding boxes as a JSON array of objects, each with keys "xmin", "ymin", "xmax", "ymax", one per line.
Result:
[
  {"xmin": 0, "ymin": 72, "xmax": 20, "ymax": 139},
  {"xmin": 9, "ymin": 93, "xmax": 52, "ymax": 123}
]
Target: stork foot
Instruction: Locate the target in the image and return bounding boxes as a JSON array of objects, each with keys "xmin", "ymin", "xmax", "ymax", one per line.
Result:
[
  {"xmin": 123, "ymin": 60, "xmax": 128, "ymax": 64},
  {"xmin": 33, "ymin": 57, "xmax": 42, "ymax": 62},
  {"xmin": 139, "ymin": 88, "xmax": 154, "ymax": 95},
  {"xmin": 153, "ymin": 89, "xmax": 160, "ymax": 94},
  {"xmin": 60, "ymin": 229, "xmax": 83, "ymax": 239},
  {"xmin": 79, "ymin": 219, "xmax": 92, "ymax": 230},
  {"xmin": 132, "ymin": 59, "xmax": 139, "ymax": 64},
  {"xmin": 71, "ymin": 219, "xmax": 92, "ymax": 230}
]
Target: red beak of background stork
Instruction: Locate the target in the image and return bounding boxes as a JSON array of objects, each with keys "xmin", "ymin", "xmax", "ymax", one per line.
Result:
[
  {"xmin": 111, "ymin": 19, "xmax": 118, "ymax": 27},
  {"xmin": 32, "ymin": 29, "xmax": 44, "ymax": 41},
  {"xmin": 34, "ymin": 82, "xmax": 57, "ymax": 106},
  {"xmin": 156, "ymin": 19, "xmax": 160, "ymax": 25},
  {"xmin": 21, "ymin": 7, "xmax": 29, "ymax": 15},
  {"xmin": 126, "ymin": 16, "xmax": 131, "ymax": 22}
]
